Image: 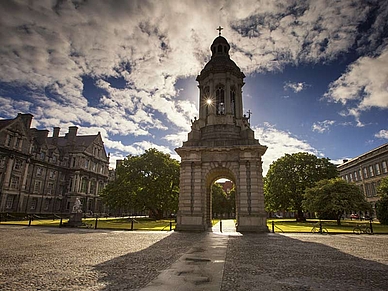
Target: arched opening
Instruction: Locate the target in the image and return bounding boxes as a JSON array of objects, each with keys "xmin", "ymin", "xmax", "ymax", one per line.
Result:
[
  {"xmin": 216, "ymin": 86, "xmax": 225, "ymax": 115},
  {"xmin": 205, "ymin": 168, "xmax": 237, "ymax": 230}
]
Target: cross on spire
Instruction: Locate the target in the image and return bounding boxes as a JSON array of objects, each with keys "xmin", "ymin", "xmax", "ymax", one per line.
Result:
[{"xmin": 216, "ymin": 26, "xmax": 223, "ymax": 36}]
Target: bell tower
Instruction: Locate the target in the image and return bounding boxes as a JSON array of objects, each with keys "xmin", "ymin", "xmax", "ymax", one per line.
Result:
[{"xmin": 175, "ymin": 28, "xmax": 268, "ymax": 232}]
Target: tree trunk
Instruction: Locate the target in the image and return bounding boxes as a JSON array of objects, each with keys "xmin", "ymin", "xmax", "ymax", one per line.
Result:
[
  {"xmin": 296, "ymin": 209, "xmax": 306, "ymax": 222},
  {"xmin": 336, "ymin": 211, "xmax": 342, "ymax": 226}
]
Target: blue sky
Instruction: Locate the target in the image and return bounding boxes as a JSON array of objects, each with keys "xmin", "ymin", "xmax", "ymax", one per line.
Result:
[{"xmin": 0, "ymin": 0, "xmax": 387, "ymax": 175}]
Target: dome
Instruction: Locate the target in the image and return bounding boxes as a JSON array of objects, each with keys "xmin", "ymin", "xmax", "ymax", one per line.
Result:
[
  {"xmin": 210, "ymin": 36, "xmax": 230, "ymax": 55},
  {"xmin": 211, "ymin": 36, "xmax": 229, "ymax": 46}
]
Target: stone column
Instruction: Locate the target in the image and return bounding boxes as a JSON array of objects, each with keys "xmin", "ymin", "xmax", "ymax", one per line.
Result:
[
  {"xmin": 3, "ymin": 156, "xmax": 14, "ymax": 188},
  {"xmin": 225, "ymin": 76, "xmax": 231, "ymax": 114},
  {"xmin": 21, "ymin": 161, "xmax": 30, "ymax": 190},
  {"xmin": 87, "ymin": 179, "xmax": 91, "ymax": 195}
]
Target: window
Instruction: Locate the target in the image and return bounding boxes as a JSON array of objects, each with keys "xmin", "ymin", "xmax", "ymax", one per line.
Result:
[
  {"xmin": 363, "ymin": 167, "xmax": 368, "ymax": 179},
  {"xmin": 369, "ymin": 165, "xmax": 374, "ymax": 177},
  {"xmin": 0, "ymin": 157, "xmax": 5, "ymax": 168},
  {"xmin": 5, "ymin": 135, "xmax": 12, "ymax": 147},
  {"xmin": 216, "ymin": 86, "xmax": 225, "ymax": 115},
  {"xmin": 30, "ymin": 198, "xmax": 38, "ymax": 210},
  {"xmin": 90, "ymin": 180, "xmax": 96, "ymax": 195},
  {"xmin": 47, "ymin": 182, "xmax": 54, "ymax": 194},
  {"xmin": 382, "ymin": 161, "xmax": 387, "ymax": 173},
  {"xmin": 371, "ymin": 182, "xmax": 377, "ymax": 197},
  {"xmin": 49, "ymin": 170, "xmax": 56, "ymax": 179},
  {"xmin": 91, "ymin": 162, "xmax": 96, "ymax": 172},
  {"xmin": 14, "ymin": 159, "xmax": 23, "ymax": 170},
  {"xmin": 40, "ymin": 152, "xmax": 45, "ymax": 160},
  {"xmin": 353, "ymin": 171, "xmax": 358, "ymax": 181},
  {"xmin": 345, "ymin": 174, "xmax": 348, "ymax": 182},
  {"xmin": 43, "ymin": 199, "xmax": 50, "ymax": 211},
  {"xmin": 81, "ymin": 178, "xmax": 88, "ymax": 193},
  {"xmin": 5, "ymin": 195, "xmax": 14, "ymax": 209},
  {"xmin": 36, "ymin": 167, "xmax": 43, "ymax": 176},
  {"xmin": 15, "ymin": 138, "xmax": 21, "ymax": 150},
  {"xmin": 52, "ymin": 155, "xmax": 57, "ymax": 163},
  {"xmin": 34, "ymin": 181, "xmax": 42, "ymax": 193},
  {"xmin": 358, "ymin": 169, "xmax": 362, "ymax": 180},
  {"xmin": 349, "ymin": 173, "xmax": 353, "ymax": 182},
  {"xmin": 10, "ymin": 176, "xmax": 20, "ymax": 189},
  {"xmin": 85, "ymin": 159, "xmax": 89, "ymax": 169},
  {"xmin": 375, "ymin": 163, "xmax": 381, "ymax": 175}
]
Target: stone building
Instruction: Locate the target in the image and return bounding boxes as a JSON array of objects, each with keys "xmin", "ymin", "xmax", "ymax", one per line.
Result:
[
  {"xmin": 175, "ymin": 29, "xmax": 268, "ymax": 232},
  {"xmin": 337, "ymin": 142, "xmax": 388, "ymax": 209},
  {"xmin": 0, "ymin": 113, "xmax": 110, "ymax": 215}
]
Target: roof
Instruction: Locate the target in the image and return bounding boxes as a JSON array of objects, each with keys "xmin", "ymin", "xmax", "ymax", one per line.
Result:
[
  {"xmin": 0, "ymin": 119, "xmax": 14, "ymax": 130},
  {"xmin": 337, "ymin": 142, "xmax": 388, "ymax": 169}
]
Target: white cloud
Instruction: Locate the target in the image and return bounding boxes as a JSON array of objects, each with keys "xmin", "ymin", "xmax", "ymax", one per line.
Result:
[
  {"xmin": 0, "ymin": 0, "xmax": 387, "ymax": 170},
  {"xmin": 375, "ymin": 130, "xmax": 388, "ymax": 139},
  {"xmin": 312, "ymin": 120, "xmax": 335, "ymax": 133},
  {"xmin": 283, "ymin": 81, "xmax": 309, "ymax": 93},
  {"xmin": 253, "ymin": 122, "xmax": 319, "ymax": 175},
  {"xmin": 324, "ymin": 46, "xmax": 388, "ymax": 121}
]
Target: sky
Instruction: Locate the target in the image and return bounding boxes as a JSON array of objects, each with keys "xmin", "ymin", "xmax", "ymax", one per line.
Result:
[{"xmin": 0, "ymin": 0, "xmax": 387, "ymax": 176}]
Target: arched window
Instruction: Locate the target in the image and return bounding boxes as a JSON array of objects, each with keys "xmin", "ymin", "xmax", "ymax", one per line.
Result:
[
  {"xmin": 81, "ymin": 177, "xmax": 88, "ymax": 193},
  {"xmin": 216, "ymin": 86, "xmax": 225, "ymax": 115}
]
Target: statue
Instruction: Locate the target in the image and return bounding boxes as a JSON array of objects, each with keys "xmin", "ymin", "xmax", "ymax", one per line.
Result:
[{"xmin": 72, "ymin": 198, "xmax": 83, "ymax": 213}]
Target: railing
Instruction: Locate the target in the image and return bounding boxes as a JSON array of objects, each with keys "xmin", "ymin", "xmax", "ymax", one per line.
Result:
[{"xmin": 0, "ymin": 212, "xmax": 176, "ymax": 231}]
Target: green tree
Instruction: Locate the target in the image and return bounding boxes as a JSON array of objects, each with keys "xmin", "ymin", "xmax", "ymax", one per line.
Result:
[
  {"xmin": 212, "ymin": 183, "xmax": 228, "ymax": 218},
  {"xmin": 303, "ymin": 178, "xmax": 371, "ymax": 225},
  {"xmin": 264, "ymin": 152, "xmax": 338, "ymax": 221},
  {"xmin": 101, "ymin": 149, "xmax": 180, "ymax": 219},
  {"xmin": 376, "ymin": 177, "xmax": 388, "ymax": 225}
]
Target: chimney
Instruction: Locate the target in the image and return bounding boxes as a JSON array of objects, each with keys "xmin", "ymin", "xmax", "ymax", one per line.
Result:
[
  {"xmin": 36, "ymin": 130, "xmax": 49, "ymax": 144},
  {"xmin": 18, "ymin": 113, "xmax": 34, "ymax": 129},
  {"xmin": 53, "ymin": 127, "xmax": 60, "ymax": 138},
  {"xmin": 52, "ymin": 127, "xmax": 60, "ymax": 145},
  {"xmin": 66, "ymin": 126, "xmax": 78, "ymax": 141},
  {"xmin": 343, "ymin": 159, "xmax": 348, "ymax": 163}
]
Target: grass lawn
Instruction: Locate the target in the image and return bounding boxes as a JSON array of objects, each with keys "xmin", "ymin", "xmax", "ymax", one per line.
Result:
[
  {"xmin": 0, "ymin": 217, "xmax": 176, "ymax": 231},
  {"xmin": 267, "ymin": 218, "xmax": 388, "ymax": 234},
  {"xmin": 2, "ymin": 216, "xmax": 388, "ymax": 233}
]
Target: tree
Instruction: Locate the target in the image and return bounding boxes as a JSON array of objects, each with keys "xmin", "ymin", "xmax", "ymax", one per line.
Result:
[
  {"xmin": 303, "ymin": 178, "xmax": 371, "ymax": 225},
  {"xmin": 101, "ymin": 149, "xmax": 180, "ymax": 219},
  {"xmin": 376, "ymin": 177, "xmax": 388, "ymax": 225},
  {"xmin": 212, "ymin": 183, "xmax": 228, "ymax": 218},
  {"xmin": 212, "ymin": 183, "xmax": 236, "ymax": 218},
  {"xmin": 264, "ymin": 152, "xmax": 338, "ymax": 221}
]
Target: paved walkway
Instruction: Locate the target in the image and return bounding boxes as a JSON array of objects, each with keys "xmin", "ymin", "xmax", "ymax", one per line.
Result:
[
  {"xmin": 1, "ymin": 224, "xmax": 388, "ymax": 290},
  {"xmin": 140, "ymin": 220, "xmax": 238, "ymax": 291}
]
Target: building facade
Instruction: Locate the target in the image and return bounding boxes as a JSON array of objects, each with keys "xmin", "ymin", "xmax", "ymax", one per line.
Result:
[
  {"xmin": 0, "ymin": 113, "xmax": 110, "ymax": 215},
  {"xmin": 175, "ymin": 31, "xmax": 268, "ymax": 232},
  {"xmin": 337, "ymin": 143, "xmax": 388, "ymax": 209}
]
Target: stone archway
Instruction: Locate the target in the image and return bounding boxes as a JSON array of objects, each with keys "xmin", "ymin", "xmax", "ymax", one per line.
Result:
[
  {"xmin": 204, "ymin": 166, "xmax": 236, "ymax": 228},
  {"xmin": 175, "ymin": 31, "xmax": 268, "ymax": 232}
]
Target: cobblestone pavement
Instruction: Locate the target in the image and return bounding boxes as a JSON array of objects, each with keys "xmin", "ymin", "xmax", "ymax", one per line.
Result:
[
  {"xmin": 1, "ymin": 225, "xmax": 388, "ymax": 291},
  {"xmin": 221, "ymin": 233, "xmax": 388, "ymax": 291}
]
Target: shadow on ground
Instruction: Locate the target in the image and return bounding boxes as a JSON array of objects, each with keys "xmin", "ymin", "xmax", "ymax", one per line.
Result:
[
  {"xmin": 94, "ymin": 231, "xmax": 207, "ymax": 290},
  {"xmin": 221, "ymin": 233, "xmax": 388, "ymax": 291}
]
